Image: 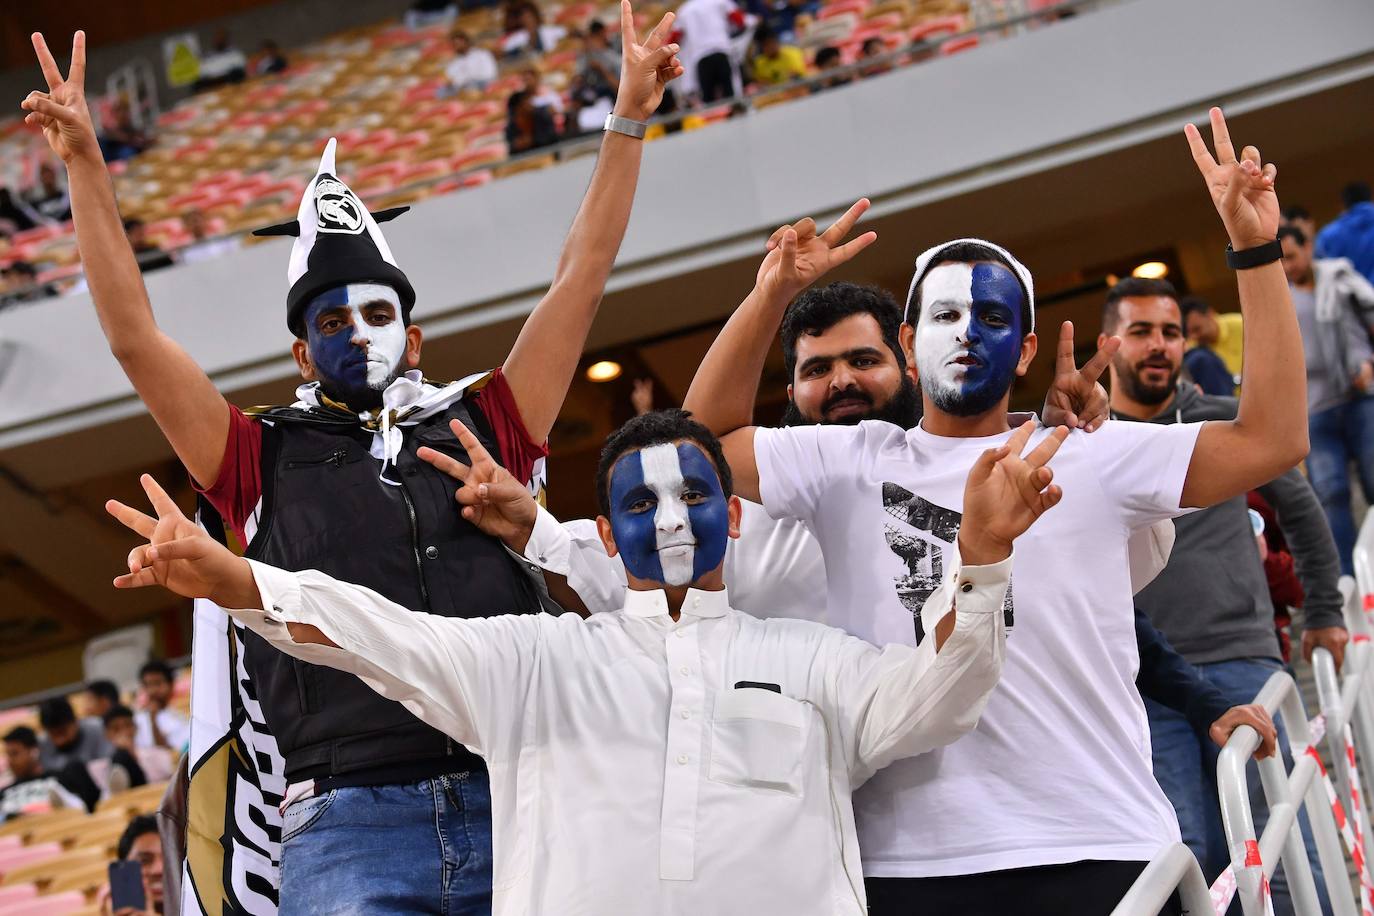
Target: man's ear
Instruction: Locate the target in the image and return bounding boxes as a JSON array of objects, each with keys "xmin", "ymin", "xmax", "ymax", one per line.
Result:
[
  {"xmin": 1096, "ymin": 331, "xmax": 1110, "ymax": 350},
  {"xmin": 405, "ymin": 324, "xmax": 423, "ymax": 369},
  {"xmin": 727, "ymin": 495, "xmax": 743, "ymax": 539},
  {"xmin": 596, "ymin": 516, "xmax": 619, "ymax": 559},
  {"xmin": 899, "ymin": 322, "xmax": 918, "ymax": 383},
  {"xmin": 292, "ymin": 338, "xmax": 317, "ymax": 382},
  {"xmin": 1015, "ymin": 331, "xmax": 1038, "ymax": 378},
  {"xmin": 785, "ymin": 382, "xmax": 793, "ymax": 402}
]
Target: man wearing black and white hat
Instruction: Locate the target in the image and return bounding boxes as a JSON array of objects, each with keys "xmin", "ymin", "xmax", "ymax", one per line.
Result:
[{"xmin": 23, "ymin": 6, "xmax": 683, "ymax": 912}]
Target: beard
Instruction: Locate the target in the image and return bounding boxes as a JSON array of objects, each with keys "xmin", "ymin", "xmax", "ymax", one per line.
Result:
[
  {"xmin": 919, "ymin": 359, "xmax": 1018, "ymax": 419},
  {"xmin": 1113, "ymin": 352, "xmax": 1180, "ymax": 406},
  {"xmin": 781, "ymin": 376, "xmax": 923, "ymax": 429}
]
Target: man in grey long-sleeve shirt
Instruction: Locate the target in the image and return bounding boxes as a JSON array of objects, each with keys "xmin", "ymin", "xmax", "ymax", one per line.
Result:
[{"xmin": 1101, "ymin": 276, "xmax": 1346, "ymax": 913}]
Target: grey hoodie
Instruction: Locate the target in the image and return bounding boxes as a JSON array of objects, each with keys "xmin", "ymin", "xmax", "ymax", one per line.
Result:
[{"xmin": 1119, "ymin": 385, "xmax": 1343, "ymax": 664}]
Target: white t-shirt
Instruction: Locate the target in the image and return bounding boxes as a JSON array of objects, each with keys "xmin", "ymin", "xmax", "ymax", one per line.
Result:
[
  {"xmin": 445, "ymin": 48, "xmax": 498, "ymax": 89},
  {"xmin": 755, "ymin": 418, "xmax": 1202, "ymax": 876},
  {"xmin": 675, "ymin": 0, "xmax": 738, "ymax": 59},
  {"xmin": 134, "ymin": 708, "xmax": 190, "ymax": 752}
]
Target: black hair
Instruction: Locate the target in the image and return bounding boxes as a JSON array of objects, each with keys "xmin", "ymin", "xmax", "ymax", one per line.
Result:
[
  {"xmin": 862, "ymin": 37, "xmax": 885, "ymax": 53},
  {"xmin": 781, "ymin": 282, "xmax": 905, "ymax": 381},
  {"xmin": 756, "ymin": 26, "xmax": 778, "ymax": 44},
  {"xmin": 139, "ymin": 659, "xmax": 174, "ymax": 684},
  {"xmin": 588, "ymin": 20, "xmax": 606, "ymax": 35},
  {"xmin": 3, "ymin": 726, "xmax": 37, "ymax": 748},
  {"xmin": 38, "ymin": 697, "xmax": 76, "ymax": 729},
  {"xmin": 122, "ymin": 217, "xmax": 144, "ymax": 232},
  {"xmin": 595, "ymin": 409, "xmax": 733, "ymax": 517},
  {"xmin": 1101, "ymin": 276, "xmax": 1180, "ymax": 333},
  {"xmin": 103, "ymin": 704, "xmax": 135, "ymax": 727},
  {"xmin": 907, "ymin": 241, "xmax": 1032, "ymax": 338},
  {"xmin": 1177, "ymin": 295, "xmax": 1210, "ymax": 323},
  {"xmin": 117, "ymin": 815, "xmax": 160, "ymax": 861},
  {"xmin": 507, "ymin": 89, "xmax": 531, "ymax": 113},
  {"xmin": 814, "ymin": 46, "xmax": 842, "ymax": 67},
  {"xmin": 1343, "ymin": 181, "xmax": 1372, "ymax": 209},
  {"xmin": 1281, "ymin": 204, "xmax": 1310, "ymax": 222},
  {"xmin": 87, "ymin": 680, "xmax": 120, "ymax": 705},
  {"xmin": 3, "ymin": 260, "xmax": 36, "ymax": 278},
  {"xmin": 1278, "ymin": 224, "xmax": 1307, "ymax": 247}
]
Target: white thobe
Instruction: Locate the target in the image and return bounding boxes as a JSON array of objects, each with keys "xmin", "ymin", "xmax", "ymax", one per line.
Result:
[{"xmin": 228, "ymin": 554, "xmax": 1010, "ymax": 915}]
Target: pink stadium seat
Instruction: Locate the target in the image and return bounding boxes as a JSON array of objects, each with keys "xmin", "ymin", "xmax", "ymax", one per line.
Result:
[
  {"xmin": 398, "ymin": 160, "xmax": 449, "ymax": 186},
  {"xmin": 0, "ymin": 890, "xmax": 87, "ymax": 915},
  {"xmin": 377, "ymin": 131, "xmax": 431, "ymax": 157},
  {"xmin": 36, "ymin": 263, "xmax": 85, "ymax": 285},
  {"xmin": 818, "ymin": 0, "xmax": 869, "ymax": 20},
  {"xmin": 353, "ymin": 161, "xmax": 408, "ymax": 185},
  {"xmin": 939, "ymin": 34, "xmax": 980, "ymax": 55},
  {"xmin": 0, "ymin": 885, "xmax": 36, "ymax": 906},
  {"xmin": 0, "ymin": 837, "xmax": 20, "ymax": 850},
  {"xmin": 910, "ymin": 14, "xmax": 966, "ymax": 42},
  {"xmin": 0, "ymin": 843, "xmax": 62, "ymax": 879},
  {"xmin": 555, "ymin": 2, "xmax": 598, "ymax": 26}
]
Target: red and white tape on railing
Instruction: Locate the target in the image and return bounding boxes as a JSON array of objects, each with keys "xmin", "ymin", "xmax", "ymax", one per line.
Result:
[{"xmin": 1208, "ymin": 839, "xmax": 1272, "ymax": 916}]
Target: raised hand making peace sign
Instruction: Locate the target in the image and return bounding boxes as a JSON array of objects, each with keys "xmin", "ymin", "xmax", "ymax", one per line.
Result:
[
  {"xmin": 417, "ymin": 419, "xmax": 542, "ymax": 551},
  {"xmin": 756, "ymin": 198, "xmax": 879, "ymax": 305},
  {"xmin": 1185, "ymin": 107, "xmax": 1280, "ymax": 251},
  {"xmin": 1042, "ymin": 320, "xmax": 1119, "ymax": 432},
  {"xmin": 22, "ymin": 31, "xmax": 98, "ymax": 164},
  {"xmin": 614, "ymin": 0, "xmax": 685, "ymax": 123}
]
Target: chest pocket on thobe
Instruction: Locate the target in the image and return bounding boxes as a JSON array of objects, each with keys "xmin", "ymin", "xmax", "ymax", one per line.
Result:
[{"xmin": 708, "ymin": 687, "xmax": 807, "ymax": 795}]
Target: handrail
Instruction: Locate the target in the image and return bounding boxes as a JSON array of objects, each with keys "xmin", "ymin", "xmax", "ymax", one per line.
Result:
[{"xmin": 1109, "ymin": 843, "xmax": 1212, "ymax": 916}]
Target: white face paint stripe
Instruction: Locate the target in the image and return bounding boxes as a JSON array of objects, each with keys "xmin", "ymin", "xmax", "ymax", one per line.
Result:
[
  {"xmin": 915, "ymin": 263, "xmax": 974, "ymax": 398},
  {"xmin": 341, "ymin": 283, "xmax": 407, "ymax": 389},
  {"xmin": 639, "ymin": 443, "xmax": 696, "ymax": 587}
]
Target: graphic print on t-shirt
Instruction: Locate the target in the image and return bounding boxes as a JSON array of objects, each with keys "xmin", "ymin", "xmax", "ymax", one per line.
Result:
[{"xmin": 882, "ymin": 482, "xmax": 1013, "ymax": 643}]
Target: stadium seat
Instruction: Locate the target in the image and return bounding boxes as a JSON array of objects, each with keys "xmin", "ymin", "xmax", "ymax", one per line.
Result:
[
  {"xmin": 0, "ymin": 890, "xmax": 87, "ymax": 915},
  {"xmin": 0, "ymin": 842, "xmax": 65, "ymax": 884},
  {"xmin": 0, "ymin": 885, "xmax": 36, "ymax": 907},
  {"xmin": 939, "ymin": 33, "xmax": 980, "ymax": 54}
]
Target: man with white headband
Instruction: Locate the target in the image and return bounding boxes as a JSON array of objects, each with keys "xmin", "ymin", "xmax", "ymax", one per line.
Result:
[
  {"xmin": 105, "ymin": 405, "xmax": 1064, "ymax": 914},
  {"xmin": 23, "ymin": 9, "xmax": 682, "ymax": 912},
  {"xmin": 689, "ymin": 108, "xmax": 1308, "ymax": 915}
]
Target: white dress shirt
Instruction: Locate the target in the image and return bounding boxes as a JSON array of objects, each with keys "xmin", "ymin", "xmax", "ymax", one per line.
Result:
[
  {"xmin": 134, "ymin": 707, "xmax": 190, "ymax": 752},
  {"xmin": 230, "ymin": 553, "xmax": 1010, "ymax": 915},
  {"xmin": 445, "ymin": 47, "xmax": 498, "ymax": 89}
]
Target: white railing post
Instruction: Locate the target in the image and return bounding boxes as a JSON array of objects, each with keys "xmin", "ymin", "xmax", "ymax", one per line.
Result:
[{"xmin": 1108, "ymin": 843, "xmax": 1212, "ymax": 916}]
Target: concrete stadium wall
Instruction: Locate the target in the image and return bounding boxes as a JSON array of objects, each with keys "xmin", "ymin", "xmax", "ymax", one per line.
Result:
[{"xmin": 3, "ymin": 0, "xmax": 1373, "ymax": 447}]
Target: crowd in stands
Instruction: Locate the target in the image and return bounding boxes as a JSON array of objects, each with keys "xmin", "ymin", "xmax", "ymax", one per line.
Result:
[{"xmin": 0, "ymin": 0, "xmax": 1010, "ymax": 305}]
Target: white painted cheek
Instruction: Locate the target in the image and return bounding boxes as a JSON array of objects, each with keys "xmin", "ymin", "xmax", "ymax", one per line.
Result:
[
  {"xmin": 915, "ymin": 264, "xmax": 974, "ymax": 393},
  {"xmin": 364, "ymin": 320, "xmax": 407, "ymax": 387},
  {"xmin": 641, "ymin": 444, "xmax": 696, "ymax": 586}
]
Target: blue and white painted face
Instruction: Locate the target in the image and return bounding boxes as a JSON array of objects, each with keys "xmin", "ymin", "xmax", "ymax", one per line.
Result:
[
  {"xmin": 302, "ymin": 283, "xmax": 408, "ymax": 407},
  {"xmin": 914, "ymin": 261, "xmax": 1025, "ymax": 417},
  {"xmin": 607, "ymin": 442, "xmax": 730, "ymax": 587}
]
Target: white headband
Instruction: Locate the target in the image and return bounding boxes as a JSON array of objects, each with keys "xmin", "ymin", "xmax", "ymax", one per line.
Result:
[{"xmin": 904, "ymin": 238, "xmax": 1036, "ymax": 331}]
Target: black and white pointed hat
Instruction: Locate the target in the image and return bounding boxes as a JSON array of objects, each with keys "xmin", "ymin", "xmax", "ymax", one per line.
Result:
[{"xmin": 254, "ymin": 138, "xmax": 416, "ymax": 336}]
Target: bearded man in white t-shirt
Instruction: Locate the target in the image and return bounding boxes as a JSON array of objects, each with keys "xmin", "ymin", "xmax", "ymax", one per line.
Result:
[{"xmin": 692, "ymin": 108, "xmax": 1307, "ymax": 915}]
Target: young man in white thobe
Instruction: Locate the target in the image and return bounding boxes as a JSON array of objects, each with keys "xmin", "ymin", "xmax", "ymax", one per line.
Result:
[{"xmin": 106, "ymin": 408, "xmax": 1067, "ymax": 915}]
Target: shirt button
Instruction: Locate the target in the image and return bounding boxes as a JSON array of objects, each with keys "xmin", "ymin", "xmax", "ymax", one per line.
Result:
[
  {"xmin": 426, "ymin": 546, "xmax": 440, "ymax": 560},
  {"xmin": 960, "ymin": 581, "xmax": 973, "ymax": 593},
  {"xmin": 679, "ymin": 666, "xmax": 690, "ymax": 676},
  {"xmin": 680, "ymin": 709, "xmax": 691, "ymax": 720},
  {"xmin": 675, "ymin": 630, "xmax": 685, "ymax": 639},
  {"xmin": 677, "ymin": 754, "xmax": 689, "ymax": 765},
  {"xmin": 692, "ymin": 596, "xmax": 700, "ymax": 608}
]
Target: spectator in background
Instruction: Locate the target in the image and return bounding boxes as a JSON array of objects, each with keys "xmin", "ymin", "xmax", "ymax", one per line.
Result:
[
  {"xmin": 251, "ymin": 39, "xmax": 289, "ymax": 78},
  {"xmin": 676, "ymin": 0, "xmax": 744, "ymax": 103},
  {"xmin": 442, "ymin": 29, "xmax": 498, "ymax": 94},
  {"xmin": 570, "ymin": 22, "xmax": 621, "ymax": 133},
  {"xmin": 1, "ymin": 260, "xmax": 58, "ymax": 305},
  {"xmin": 630, "ymin": 377, "xmax": 654, "ymax": 415},
  {"xmin": 1317, "ymin": 181, "xmax": 1374, "ymax": 284},
  {"xmin": 1, "ymin": 726, "xmax": 99, "ymax": 820},
  {"xmin": 1181, "ymin": 295, "xmax": 1242, "ymax": 389},
  {"xmin": 501, "ymin": 3, "xmax": 568, "ymax": 59},
  {"xmin": 761, "ymin": 0, "xmax": 820, "ymax": 43},
  {"xmin": 858, "ymin": 36, "xmax": 892, "ymax": 77},
  {"xmin": 812, "ymin": 45, "xmax": 851, "ymax": 91},
  {"xmin": 98, "ymin": 98, "xmax": 152, "ymax": 163},
  {"xmin": 1281, "ymin": 204, "xmax": 1316, "ymax": 244},
  {"xmin": 405, "ymin": 0, "xmax": 459, "ymax": 30},
  {"xmin": 0, "ymin": 186, "xmax": 42, "ymax": 235},
  {"xmin": 521, "ymin": 65, "xmax": 565, "ymax": 113},
  {"xmin": 193, "ymin": 30, "xmax": 248, "ymax": 91},
  {"xmin": 1281, "ymin": 223, "xmax": 1374, "ymax": 575},
  {"xmin": 135, "ymin": 660, "xmax": 189, "ymax": 751},
  {"xmin": 751, "ymin": 27, "xmax": 807, "ymax": 85},
  {"xmin": 26, "ymin": 161, "xmax": 71, "ymax": 222},
  {"xmin": 506, "ymin": 89, "xmax": 560, "ymax": 152},
  {"xmin": 97, "ymin": 815, "xmax": 165, "ymax": 916},
  {"xmin": 1178, "ymin": 296, "xmax": 1234, "ymax": 396},
  {"xmin": 84, "ymin": 679, "xmax": 121, "ymax": 719},
  {"xmin": 124, "ymin": 219, "xmax": 174, "ymax": 273},
  {"xmin": 38, "ymin": 696, "xmax": 112, "ymax": 771},
  {"xmin": 177, "ymin": 208, "xmax": 239, "ymax": 264},
  {"xmin": 103, "ymin": 705, "xmax": 149, "ymax": 792}
]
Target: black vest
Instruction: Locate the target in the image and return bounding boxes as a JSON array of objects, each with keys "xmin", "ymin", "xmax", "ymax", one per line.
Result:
[{"xmin": 242, "ymin": 396, "xmax": 539, "ymax": 782}]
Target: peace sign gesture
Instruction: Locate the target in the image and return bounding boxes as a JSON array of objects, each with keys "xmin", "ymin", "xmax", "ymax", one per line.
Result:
[
  {"xmin": 1041, "ymin": 320, "xmax": 1119, "ymax": 432},
  {"xmin": 418, "ymin": 419, "xmax": 541, "ymax": 551},
  {"xmin": 105, "ymin": 475, "xmax": 258, "ymax": 607},
  {"xmin": 756, "ymin": 198, "xmax": 879, "ymax": 304},
  {"xmin": 22, "ymin": 31, "xmax": 99, "ymax": 164},
  {"xmin": 1184, "ymin": 107, "xmax": 1280, "ymax": 251},
  {"xmin": 958, "ymin": 422, "xmax": 1068, "ymax": 565},
  {"xmin": 614, "ymin": 0, "xmax": 685, "ymax": 122}
]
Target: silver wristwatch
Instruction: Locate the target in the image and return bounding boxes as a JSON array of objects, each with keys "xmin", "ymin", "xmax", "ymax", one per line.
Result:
[{"xmin": 603, "ymin": 113, "xmax": 648, "ymax": 139}]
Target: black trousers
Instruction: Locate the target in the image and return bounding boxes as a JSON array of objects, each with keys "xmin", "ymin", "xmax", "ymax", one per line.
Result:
[
  {"xmin": 866, "ymin": 860, "xmax": 1184, "ymax": 916},
  {"xmin": 696, "ymin": 52, "xmax": 734, "ymax": 102}
]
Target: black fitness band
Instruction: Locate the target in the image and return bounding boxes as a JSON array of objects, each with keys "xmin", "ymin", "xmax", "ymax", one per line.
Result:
[{"xmin": 1225, "ymin": 239, "xmax": 1283, "ymax": 270}]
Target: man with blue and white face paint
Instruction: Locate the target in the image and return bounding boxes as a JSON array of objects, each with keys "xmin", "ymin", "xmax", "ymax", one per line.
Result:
[
  {"xmin": 106, "ymin": 406, "xmax": 1068, "ymax": 914},
  {"xmin": 699, "ymin": 109, "xmax": 1312, "ymax": 915}
]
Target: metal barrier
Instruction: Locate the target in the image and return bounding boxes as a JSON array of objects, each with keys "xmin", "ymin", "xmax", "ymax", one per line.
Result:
[{"xmin": 1110, "ymin": 843, "xmax": 1213, "ymax": 916}]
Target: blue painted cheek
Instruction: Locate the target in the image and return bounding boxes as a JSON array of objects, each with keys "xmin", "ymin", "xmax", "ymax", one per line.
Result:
[
  {"xmin": 608, "ymin": 453, "xmax": 666, "ymax": 582},
  {"xmin": 303, "ymin": 294, "xmax": 370, "ymax": 399},
  {"xmin": 677, "ymin": 445, "xmax": 729, "ymax": 579},
  {"xmin": 960, "ymin": 263, "xmax": 1024, "ymax": 398}
]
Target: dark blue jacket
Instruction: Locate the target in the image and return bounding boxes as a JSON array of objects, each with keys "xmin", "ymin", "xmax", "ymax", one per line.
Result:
[
  {"xmin": 1317, "ymin": 201, "xmax": 1374, "ymax": 285},
  {"xmin": 1136, "ymin": 608, "xmax": 1232, "ymax": 736}
]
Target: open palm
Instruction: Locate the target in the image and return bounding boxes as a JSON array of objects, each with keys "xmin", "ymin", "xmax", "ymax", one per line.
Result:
[
  {"xmin": 1185, "ymin": 107, "xmax": 1279, "ymax": 250},
  {"xmin": 23, "ymin": 31, "xmax": 98, "ymax": 163},
  {"xmin": 756, "ymin": 198, "xmax": 878, "ymax": 303}
]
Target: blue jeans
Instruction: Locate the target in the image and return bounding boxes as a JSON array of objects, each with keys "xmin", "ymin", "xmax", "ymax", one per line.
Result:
[
  {"xmin": 1307, "ymin": 395, "xmax": 1374, "ymax": 576},
  {"xmin": 279, "ymin": 770, "xmax": 493, "ymax": 916},
  {"xmin": 1146, "ymin": 657, "xmax": 1330, "ymax": 916}
]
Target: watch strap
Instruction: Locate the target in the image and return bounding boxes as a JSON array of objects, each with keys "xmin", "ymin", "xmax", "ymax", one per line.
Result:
[
  {"xmin": 1225, "ymin": 239, "xmax": 1282, "ymax": 270},
  {"xmin": 603, "ymin": 113, "xmax": 648, "ymax": 139}
]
